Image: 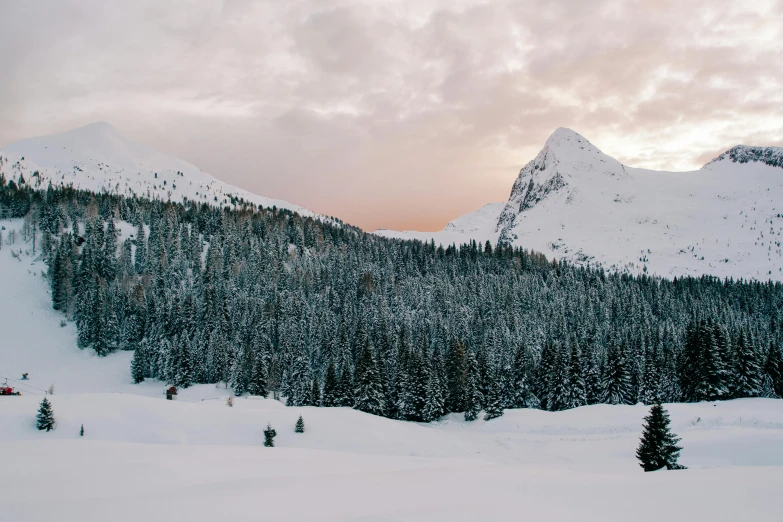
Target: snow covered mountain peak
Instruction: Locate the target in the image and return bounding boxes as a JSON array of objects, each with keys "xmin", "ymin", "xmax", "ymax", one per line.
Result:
[
  {"xmin": 496, "ymin": 127, "xmax": 627, "ymax": 244},
  {"xmin": 702, "ymin": 144, "xmax": 783, "ymax": 171},
  {"xmin": 544, "ymin": 127, "xmax": 589, "ymax": 147},
  {"xmin": 541, "ymin": 127, "xmax": 617, "ymax": 165},
  {"xmin": 379, "ymin": 128, "xmax": 783, "ymax": 282},
  {"xmin": 0, "ymin": 122, "xmax": 315, "ymax": 217}
]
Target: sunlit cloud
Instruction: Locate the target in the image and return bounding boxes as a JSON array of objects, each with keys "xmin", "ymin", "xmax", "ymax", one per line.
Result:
[{"xmin": 1, "ymin": 0, "xmax": 782, "ymax": 231}]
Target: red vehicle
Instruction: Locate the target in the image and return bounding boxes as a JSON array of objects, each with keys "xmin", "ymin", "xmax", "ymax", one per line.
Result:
[{"xmin": 0, "ymin": 386, "xmax": 21, "ymax": 396}]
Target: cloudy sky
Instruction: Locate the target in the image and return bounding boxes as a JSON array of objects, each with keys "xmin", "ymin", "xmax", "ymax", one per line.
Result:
[{"xmin": 1, "ymin": 0, "xmax": 782, "ymax": 231}]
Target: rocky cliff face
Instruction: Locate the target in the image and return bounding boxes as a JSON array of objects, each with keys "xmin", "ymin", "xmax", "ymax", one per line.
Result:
[
  {"xmin": 497, "ymin": 127, "xmax": 626, "ymax": 245},
  {"xmin": 703, "ymin": 145, "xmax": 783, "ymax": 170}
]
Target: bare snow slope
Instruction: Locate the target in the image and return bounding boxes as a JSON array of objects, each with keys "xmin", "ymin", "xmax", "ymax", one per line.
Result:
[
  {"xmin": 0, "ymin": 122, "xmax": 315, "ymax": 216},
  {"xmin": 1, "ymin": 219, "xmax": 783, "ymax": 521},
  {"xmin": 376, "ymin": 201, "xmax": 505, "ymax": 245},
  {"xmin": 383, "ymin": 128, "xmax": 783, "ymax": 281}
]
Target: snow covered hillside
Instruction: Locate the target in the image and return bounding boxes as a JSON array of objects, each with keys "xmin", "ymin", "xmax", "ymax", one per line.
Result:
[
  {"xmin": 0, "ymin": 122, "xmax": 315, "ymax": 216},
  {"xmin": 1, "ymin": 222, "xmax": 783, "ymax": 522},
  {"xmin": 377, "ymin": 201, "xmax": 505, "ymax": 245},
  {"xmin": 380, "ymin": 128, "xmax": 783, "ymax": 282}
]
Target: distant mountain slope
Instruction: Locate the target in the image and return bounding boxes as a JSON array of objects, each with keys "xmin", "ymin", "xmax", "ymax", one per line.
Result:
[
  {"xmin": 376, "ymin": 202, "xmax": 505, "ymax": 245},
  {"xmin": 381, "ymin": 128, "xmax": 783, "ymax": 281},
  {"xmin": 0, "ymin": 122, "xmax": 315, "ymax": 216}
]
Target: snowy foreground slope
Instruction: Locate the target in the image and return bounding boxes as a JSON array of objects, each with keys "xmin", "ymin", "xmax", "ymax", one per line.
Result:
[
  {"xmin": 379, "ymin": 129, "xmax": 783, "ymax": 282},
  {"xmin": 1, "ymin": 221, "xmax": 783, "ymax": 521},
  {"xmin": 0, "ymin": 122, "xmax": 315, "ymax": 216}
]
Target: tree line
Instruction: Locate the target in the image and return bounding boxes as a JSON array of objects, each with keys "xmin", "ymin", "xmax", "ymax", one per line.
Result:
[{"xmin": 1, "ymin": 172, "xmax": 782, "ymax": 423}]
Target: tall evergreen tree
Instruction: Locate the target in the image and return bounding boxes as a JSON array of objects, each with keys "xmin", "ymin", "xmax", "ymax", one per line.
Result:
[
  {"xmin": 464, "ymin": 351, "xmax": 483, "ymax": 421},
  {"xmin": 693, "ymin": 321, "xmax": 730, "ymax": 401},
  {"xmin": 734, "ymin": 330, "xmax": 762, "ymax": 398},
  {"xmin": 583, "ymin": 346, "xmax": 602, "ymax": 405},
  {"xmin": 764, "ymin": 342, "xmax": 783, "ymax": 398},
  {"xmin": 512, "ymin": 345, "xmax": 540, "ymax": 409},
  {"xmin": 601, "ymin": 344, "xmax": 632, "ymax": 405},
  {"xmin": 321, "ymin": 361, "xmax": 340, "ymax": 407},
  {"xmin": 353, "ymin": 345, "xmax": 385, "ymax": 416},
  {"xmin": 640, "ymin": 347, "xmax": 661, "ymax": 405},
  {"xmin": 338, "ymin": 365, "xmax": 354, "ymax": 407},
  {"xmin": 131, "ymin": 343, "xmax": 146, "ymax": 383},
  {"xmin": 567, "ymin": 342, "xmax": 587, "ymax": 409},
  {"xmin": 248, "ymin": 354, "xmax": 269, "ymax": 397},
  {"xmin": 311, "ymin": 376, "xmax": 321, "ymax": 406},
  {"xmin": 483, "ymin": 371, "xmax": 504, "ymax": 421},
  {"xmin": 445, "ymin": 339, "xmax": 468, "ymax": 413},
  {"xmin": 422, "ymin": 369, "xmax": 446, "ymax": 422}
]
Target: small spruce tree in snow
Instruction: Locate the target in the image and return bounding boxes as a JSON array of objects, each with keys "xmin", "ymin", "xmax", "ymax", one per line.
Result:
[
  {"xmin": 295, "ymin": 415, "xmax": 305, "ymax": 433},
  {"xmin": 636, "ymin": 403, "xmax": 685, "ymax": 472},
  {"xmin": 37, "ymin": 398, "xmax": 55, "ymax": 431},
  {"xmin": 79, "ymin": 424, "xmax": 84, "ymax": 437},
  {"xmin": 263, "ymin": 423, "xmax": 277, "ymax": 447}
]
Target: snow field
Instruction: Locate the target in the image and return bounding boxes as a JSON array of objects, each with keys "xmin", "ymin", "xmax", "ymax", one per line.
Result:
[{"xmin": 1, "ymin": 394, "xmax": 783, "ymax": 522}]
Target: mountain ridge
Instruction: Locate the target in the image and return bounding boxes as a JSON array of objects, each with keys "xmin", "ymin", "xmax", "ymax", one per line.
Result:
[
  {"xmin": 382, "ymin": 128, "xmax": 783, "ymax": 282},
  {"xmin": 0, "ymin": 122, "xmax": 316, "ymax": 217}
]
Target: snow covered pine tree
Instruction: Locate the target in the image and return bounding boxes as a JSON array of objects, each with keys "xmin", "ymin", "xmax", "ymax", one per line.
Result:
[
  {"xmin": 36, "ymin": 397, "xmax": 55, "ymax": 431},
  {"xmin": 636, "ymin": 403, "xmax": 686, "ymax": 471},
  {"xmin": 295, "ymin": 415, "xmax": 305, "ymax": 433}
]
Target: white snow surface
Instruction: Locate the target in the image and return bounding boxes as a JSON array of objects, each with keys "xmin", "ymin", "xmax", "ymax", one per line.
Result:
[
  {"xmin": 376, "ymin": 201, "xmax": 505, "ymax": 245},
  {"xmin": 1, "ymin": 220, "xmax": 783, "ymax": 521},
  {"xmin": 380, "ymin": 128, "xmax": 783, "ymax": 282},
  {"xmin": 0, "ymin": 122, "xmax": 315, "ymax": 216}
]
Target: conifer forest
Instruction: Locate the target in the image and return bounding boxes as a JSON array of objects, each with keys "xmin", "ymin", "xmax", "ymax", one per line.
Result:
[{"xmin": 2, "ymin": 177, "xmax": 782, "ymax": 423}]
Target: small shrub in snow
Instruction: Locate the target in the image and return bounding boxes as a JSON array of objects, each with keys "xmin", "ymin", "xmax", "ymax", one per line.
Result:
[
  {"xmin": 295, "ymin": 415, "xmax": 305, "ymax": 433},
  {"xmin": 263, "ymin": 423, "xmax": 277, "ymax": 447},
  {"xmin": 80, "ymin": 424, "xmax": 84, "ymax": 437}
]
